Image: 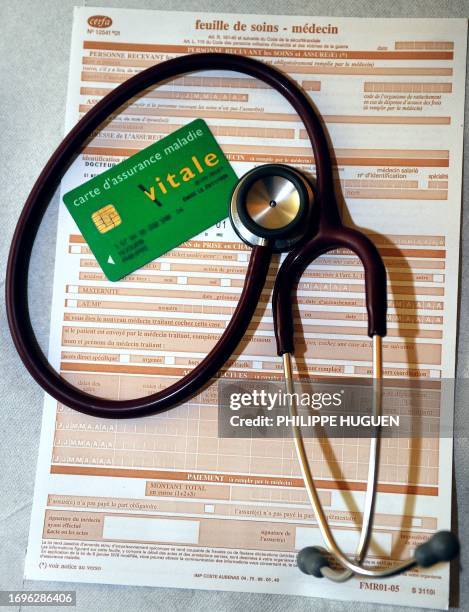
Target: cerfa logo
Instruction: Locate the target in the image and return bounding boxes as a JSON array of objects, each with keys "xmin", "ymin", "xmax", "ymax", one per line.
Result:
[{"xmin": 87, "ymin": 15, "xmax": 113, "ymax": 29}]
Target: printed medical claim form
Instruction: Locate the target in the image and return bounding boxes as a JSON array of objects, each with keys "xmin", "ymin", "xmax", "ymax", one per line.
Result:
[{"xmin": 25, "ymin": 7, "xmax": 467, "ymax": 609}]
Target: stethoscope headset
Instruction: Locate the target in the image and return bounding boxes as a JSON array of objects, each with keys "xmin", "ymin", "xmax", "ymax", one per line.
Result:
[{"xmin": 6, "ymin": 53, "xmax": 459, "ymax": 582}]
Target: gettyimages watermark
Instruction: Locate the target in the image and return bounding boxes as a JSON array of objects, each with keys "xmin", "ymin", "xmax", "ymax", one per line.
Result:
[
  {"xmin": 228, "ymin": 387, "xmax": 399, "ymax": 429},
  {"xmin": 217, "ymin": 377, "xmax": 458, "ymax": 438}
]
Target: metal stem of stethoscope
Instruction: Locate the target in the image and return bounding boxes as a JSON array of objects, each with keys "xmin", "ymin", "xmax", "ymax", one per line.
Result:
[{"xmin": 283, "ymin": 336, "xmax": 417, "ymax": 579}]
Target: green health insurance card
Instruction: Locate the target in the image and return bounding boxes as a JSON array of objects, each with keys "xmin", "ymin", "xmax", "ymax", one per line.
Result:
[{"xmin": 63, "ymin": 119, "xmax": 238, "ymax": 281}]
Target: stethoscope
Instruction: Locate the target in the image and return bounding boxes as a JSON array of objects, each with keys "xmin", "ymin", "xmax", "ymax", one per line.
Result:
[{"xmin": 6, "ymin": 52, "xmax": 459, "ymax": 582}]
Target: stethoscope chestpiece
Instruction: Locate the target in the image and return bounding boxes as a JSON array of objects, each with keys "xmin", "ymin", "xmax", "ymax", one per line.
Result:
[{"xmin": 230, "ymin": 164, "xmax": 314, "ymax": 252}]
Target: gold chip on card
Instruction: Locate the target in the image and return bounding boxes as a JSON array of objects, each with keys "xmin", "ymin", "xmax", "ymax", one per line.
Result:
[{"xmin": 91, "ymin": 204, "xmax": 122, "ymax": 234}]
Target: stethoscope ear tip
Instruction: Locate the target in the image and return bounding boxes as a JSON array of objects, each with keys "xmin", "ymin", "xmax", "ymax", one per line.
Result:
[
  {"xmin": 414, "ymin": 530, "xmax": 460, "ymax": 568},
  {"xmin": 297, "ymin": 546, "xmax": 330, "ymax": 578},
  {"xmin": 297, "ymin": 529, "xmax": 460, "ymax": 580}
]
